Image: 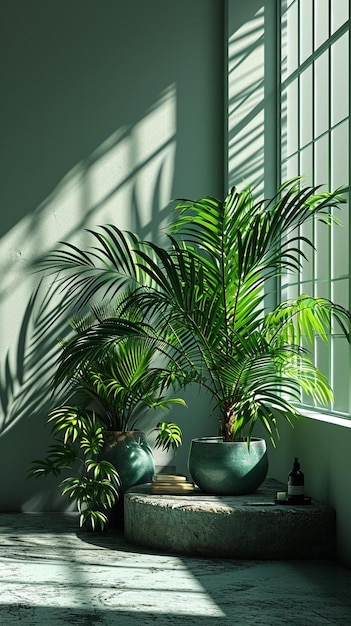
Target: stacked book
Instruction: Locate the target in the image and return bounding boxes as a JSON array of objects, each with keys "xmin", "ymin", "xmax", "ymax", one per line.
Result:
[{"xmin": 151, "ymin": 473, "xmax": 195, "ymax": 494}]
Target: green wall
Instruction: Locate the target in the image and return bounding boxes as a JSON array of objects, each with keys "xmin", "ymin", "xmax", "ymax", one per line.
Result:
[
  {"xmin": 267, "ymin": 416, "xmax": 351, "ymax": 567},
  {"xmin": 0, "ymin": 0, "xmax": 224, "ymax": 511}
]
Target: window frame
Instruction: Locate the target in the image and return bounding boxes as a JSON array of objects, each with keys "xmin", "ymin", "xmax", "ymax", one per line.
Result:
[{"xmin": 278, "ymin": 0, "xmax": 351, "ymax": 417}]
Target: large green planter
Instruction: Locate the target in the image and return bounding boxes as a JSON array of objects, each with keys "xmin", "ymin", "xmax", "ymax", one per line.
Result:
[
  {"xmin": 97, "ymin": 430, "xmax": 155, "ymax": 527},
  {"xmin": 188, "ymin": 437, "xmax": 268, "ymax": 495},
  {"xmin": 101, "ymin": 430, "xmax": 155, "ymax": 494}
]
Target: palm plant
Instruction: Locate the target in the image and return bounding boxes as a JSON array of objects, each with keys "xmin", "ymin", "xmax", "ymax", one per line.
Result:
[
  {"xmin": 41, "ymin": 178, "xmax": 351, "ymax": 445},
  {"xmin": 28, "ymin": 301, "xmax": 191, "ymax": 529},
  {"xmin": 54, "ymin": 302, "xmax": 189, "ymax": 449}
]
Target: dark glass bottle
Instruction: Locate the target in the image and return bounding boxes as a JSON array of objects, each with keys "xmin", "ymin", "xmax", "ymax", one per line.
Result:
[{"xmin": 288, "ymin": 457, "xmax": 304, "ymax": 503}]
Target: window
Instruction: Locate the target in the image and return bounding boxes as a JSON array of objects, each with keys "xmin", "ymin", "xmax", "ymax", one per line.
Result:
[{"xmin": 279, "ymin": 0, "xmax": 350, "ymax": 414}]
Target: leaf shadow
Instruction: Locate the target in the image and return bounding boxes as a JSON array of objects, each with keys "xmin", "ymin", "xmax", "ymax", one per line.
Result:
[{"xmin": 0, "ymin": 280, "xmax": 71, "ymax": 436}]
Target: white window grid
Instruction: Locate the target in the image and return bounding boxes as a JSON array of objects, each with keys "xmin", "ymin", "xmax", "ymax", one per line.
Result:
[{"xmin": 279, "ymin": 0, "xmax": 350, "ymax": 414}]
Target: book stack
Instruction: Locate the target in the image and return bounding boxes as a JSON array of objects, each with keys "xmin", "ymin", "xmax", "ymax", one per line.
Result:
[{"xmin": 151, "ymin": 473, "xmax": 195, "ymax": 494}]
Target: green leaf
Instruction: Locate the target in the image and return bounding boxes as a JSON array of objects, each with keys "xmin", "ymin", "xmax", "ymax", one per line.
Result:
[
  {"xmin": 154, "ymin": 421, "xmax": 183, "ymax": 452},
  {"xmin": 34, "ymin": 178, "xmax": 349, "ymax": 444}
]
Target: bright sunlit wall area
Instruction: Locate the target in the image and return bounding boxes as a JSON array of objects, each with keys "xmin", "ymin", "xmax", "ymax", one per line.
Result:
[{"xmin": 0, "ymin": 0, "xmax": 224, "ymax": 511}]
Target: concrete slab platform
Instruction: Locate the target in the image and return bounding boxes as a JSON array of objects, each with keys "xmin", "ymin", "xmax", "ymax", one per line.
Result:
[{"xmin": 124, "ymin": 479, "xmax": 336, "ymax": 559}]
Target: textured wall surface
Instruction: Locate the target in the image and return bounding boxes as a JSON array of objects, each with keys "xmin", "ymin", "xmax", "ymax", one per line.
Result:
[{"xmin": 0, "ymin": 0, "xmax": 224, "ymax": 510}]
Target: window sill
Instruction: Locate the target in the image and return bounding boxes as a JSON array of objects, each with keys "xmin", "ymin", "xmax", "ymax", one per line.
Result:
[{"xmin": 300, "ymin": 408, "xmax": 351, "ymax": 429}]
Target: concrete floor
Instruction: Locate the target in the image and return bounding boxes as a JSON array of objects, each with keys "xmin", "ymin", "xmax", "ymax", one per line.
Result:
[{"xmin": 0, "ymin": 513, "xmax": 351, "ymax": 625}]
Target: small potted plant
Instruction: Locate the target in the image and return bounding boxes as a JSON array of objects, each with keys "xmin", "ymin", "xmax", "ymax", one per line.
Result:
[
  {"xmin": 28, "ymin": 302, "xmax": 189, "ymax": 529},
  {"xmin": 38, "ymin": 178, "xmax": 351, "ymax": 495}
]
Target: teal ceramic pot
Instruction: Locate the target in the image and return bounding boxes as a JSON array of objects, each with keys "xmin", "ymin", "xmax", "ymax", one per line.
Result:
[
  {"xmin": 188, "ymin": 437, "xmax": 268, "ymax": 495},
  {"xmin": 101, "ymin": 430, "xmax": 155, "ymax": 494}
]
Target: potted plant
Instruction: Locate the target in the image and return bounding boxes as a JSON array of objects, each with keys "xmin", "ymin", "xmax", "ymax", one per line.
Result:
[
  {"xmin": 38, "ymin": 178, "xmax": 351, "ymax": 495},
  {"xmin": 28, "ymin": 302, "xmax": 189, "ymax": 529},
  {"xmin": 28, "ymin": 406, "xmax": 121, "ymax": 531}
]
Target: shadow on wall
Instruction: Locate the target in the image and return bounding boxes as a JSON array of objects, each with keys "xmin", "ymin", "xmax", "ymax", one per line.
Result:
[
  {"xmin": 227, "ymin": 0, "xmax": 277, "ymax": 197},
  {"xmin": 0, "ymin": 0, "xmax": 224, "ymax": 511},
  {"xmin": 0, "ymin": 87, "xmax": 177, "ymax": 509}
]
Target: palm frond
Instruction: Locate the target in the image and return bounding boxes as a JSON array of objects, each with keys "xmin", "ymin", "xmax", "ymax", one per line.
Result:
[
  {"xmin": 264, "ymin": 295, "xmax": 351, "ymax": 346},
  {"xmin": 35, "ymin": 178, "xmax": 349, "ymax": 442}
]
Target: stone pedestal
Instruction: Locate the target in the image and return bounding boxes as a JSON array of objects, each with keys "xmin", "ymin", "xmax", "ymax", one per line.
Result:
[{"xmin": 124, "ymin": 479, "xmax": 336, "ymax": 559}]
